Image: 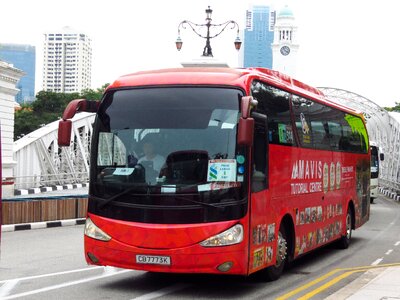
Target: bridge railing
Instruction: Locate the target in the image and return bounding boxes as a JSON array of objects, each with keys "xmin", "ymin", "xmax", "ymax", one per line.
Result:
[
  {"xmin": 380, "ymin": 178, "xmax": 400, "ymax": 195},
  {"xmin": 13, "ymin": 112, "xmax": 95, "ymax": 191},
  {"xmin": 13, "ymin": 172, "xmax": 89, "ymax": 190}
]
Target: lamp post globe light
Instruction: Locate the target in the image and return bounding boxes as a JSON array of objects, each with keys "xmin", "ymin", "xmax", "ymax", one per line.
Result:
[{"xmin": 175, "ymin": 6, "xmax": 242, "ymax": 57}]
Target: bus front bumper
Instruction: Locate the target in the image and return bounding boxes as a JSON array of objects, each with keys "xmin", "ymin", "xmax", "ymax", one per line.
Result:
[{"xmin": 84, "ymin": 236, "xmax": 248, "ymax": 275}]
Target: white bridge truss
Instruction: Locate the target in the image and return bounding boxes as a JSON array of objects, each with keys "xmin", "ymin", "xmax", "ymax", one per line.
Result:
[
  {"xmin": 13, "ymin": 112, "xmax": 95, "ymax": 189},
  {"xmin": 12, "ymin": 89, "xmax": 400, "ymax": 194},
  {"xmin": 318, "ymin": 87, "xmax": 400, "ymax": 193}
]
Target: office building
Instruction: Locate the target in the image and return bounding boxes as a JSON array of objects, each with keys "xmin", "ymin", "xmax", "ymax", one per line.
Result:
[
  {"xmin": 42, "ymin": 27, "xmax": 92, "ymax": 93},
  {"xmin": 242, "ymin": 5, "xmax": 276, "ymax": 68},
  {"xmin": 0, "ymin": 43, "xmax": 36, "ymax": 103}
]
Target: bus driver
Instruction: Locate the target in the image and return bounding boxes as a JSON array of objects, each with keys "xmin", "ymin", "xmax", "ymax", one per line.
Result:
[{"xmin": 138, "ymin": 138, "xmax": 165, "ymax": 173}]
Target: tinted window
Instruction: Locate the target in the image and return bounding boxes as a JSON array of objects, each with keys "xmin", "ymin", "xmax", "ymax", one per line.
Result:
[
  {"xmin": 292, "ymin": 95, "xmax": 368, "ymax": 153},
  {"xmin": 291, "ymin": 95, "xmax": 313, "ymax": 148},
  {"xmin": 251, "ymin": 81, "xmax": 294, "ymax": 146},
  {"xmin": 340, "ymin": 114, "xmax": 368, "ymax": 153}
]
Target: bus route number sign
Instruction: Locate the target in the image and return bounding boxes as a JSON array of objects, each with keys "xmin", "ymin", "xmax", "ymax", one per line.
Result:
[{"xmin": 136, "ymin": 254, "xmax": 171, "ymax": 265}]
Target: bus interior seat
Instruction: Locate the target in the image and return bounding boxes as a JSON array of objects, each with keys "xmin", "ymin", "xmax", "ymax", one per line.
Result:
[{"xmin": 162, "ymin": 150, "xmax": 209, "ymax": 183}]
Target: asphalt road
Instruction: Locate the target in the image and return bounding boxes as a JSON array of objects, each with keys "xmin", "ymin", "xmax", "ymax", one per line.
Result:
[{"xmin": 1, "ymin": 195, "xmax": 399, "ymax": 300}]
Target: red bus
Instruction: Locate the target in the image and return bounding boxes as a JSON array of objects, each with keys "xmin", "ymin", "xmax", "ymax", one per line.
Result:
[
  {"xmin": 0, "ymin": 127, "xmax": 2, "ymax": 244},
  {"xmin": 58, "ymin": 67, "xmax": 370, "ymax": 280}
]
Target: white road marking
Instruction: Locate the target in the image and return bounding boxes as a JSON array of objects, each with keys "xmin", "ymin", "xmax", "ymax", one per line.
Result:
[
  {"xmin": 385, "ymin": 249, "xmax": 393, "ymax": 255},
  {"xmin": 371, "ymin": 258, "xmax": 383, "ymax": 266},
  {"xmin": 0, "ymin": 266, "xmax": 103, "ymax": 284},
  {"xmin": 130, "ymin": 283, "xmax": 191, "ymax": 300},
  {"xmin": 1, "ymin": 269, "xmax": 132, "ymax": 299},
  {"xmin": 0, "ymin": 280, "xmax": 19, "ymax": 298},
  {"xmin": 395, "ymin": 241, "xmax": 400, "ymax": 246}
]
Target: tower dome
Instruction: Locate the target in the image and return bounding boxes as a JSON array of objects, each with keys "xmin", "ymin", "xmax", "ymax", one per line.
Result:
[
  {"xmin": 278, "ymin": 5, "xmax": 294, "ymax": 18},
  {"xmin": 272, "ymin": 4, "xmax": 299, "ymax": 77}
]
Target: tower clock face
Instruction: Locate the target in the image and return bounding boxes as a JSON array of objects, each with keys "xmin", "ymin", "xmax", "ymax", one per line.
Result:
[{"xmin": 280, "ymin": 46, "xmax": 291, "ymax": 56}]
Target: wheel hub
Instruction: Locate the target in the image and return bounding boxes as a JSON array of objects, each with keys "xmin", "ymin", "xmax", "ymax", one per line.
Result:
[{"xmin": 276, "ymin": 231, "xmax": 287, "ymax": 267}]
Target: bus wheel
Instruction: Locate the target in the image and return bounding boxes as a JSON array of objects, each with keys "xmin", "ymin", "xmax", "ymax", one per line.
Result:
[
  {"xmin": 337, "ymin": 206, "xmax": 353, "ymax": 249},
  {"xmin": 370, "ymin": 197, "xmax": 374, "ymax": 204},
  {"xmin": 262, "ymin": 224, "xmax": 287, "ymax": 281}
]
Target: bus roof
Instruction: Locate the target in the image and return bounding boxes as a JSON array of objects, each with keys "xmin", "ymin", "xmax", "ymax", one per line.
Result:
[
  {"xmin": 108, "ymin": 67, "xmax": 249, "ymax": 89},
  {"xmin": 107, "ymin": 67, "xmax": 361, "ymax": 117}
]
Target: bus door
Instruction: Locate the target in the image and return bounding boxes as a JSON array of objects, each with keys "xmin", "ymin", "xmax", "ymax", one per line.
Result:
[
  {"xmin": 0, "ymin": 126, "xmax": 2, "ymax": 245},
  {"xmin": 247, "ymin": 80, "xmax": 293, "ymax": 273},
  {"xmin": 248, "ymin": 107, "xmax": 270, "ymax": 273}
]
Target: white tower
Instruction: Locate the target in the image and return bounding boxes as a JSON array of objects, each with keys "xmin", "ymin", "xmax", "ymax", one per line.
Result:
[
  {"xmin": 42, "ymin": 26, "xmax": 92, "ymax": 93},
  {"xmin": 272, "ymin": 5, "xmax": 299, "ymax": 77},
  {"xmin": 0, "ymin": 60, "xmax": 24, "ymax": 197}
]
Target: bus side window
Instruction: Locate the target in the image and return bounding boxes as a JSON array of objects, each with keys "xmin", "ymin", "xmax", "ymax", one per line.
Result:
[
  {"xmin": 252, "ymin": 119, "xmax": 268, "ymax": 192},
  {"xmin": 251, "ymin": 81, "xmax": 293, "ymax": 146},
  {"xmin": 250, "ymin": 80, "xmax": 294, "ymax": 192},
  {"xmin": 327, "ymin": 121, "xmax": 341, "ymax": 151},
  {"xmin": 292, "ymin": 95, "xmax": 313, "ymax": 148}
]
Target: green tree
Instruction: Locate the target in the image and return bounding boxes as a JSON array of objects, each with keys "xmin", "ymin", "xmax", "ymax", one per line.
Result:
[
  {"xmin": 32, "ymin": 91, "xmax": 80, "ymax": 114},
  {"xmin": 81, "ymin": 83, "xmax": 109, "ymax": 100},
  {"xmin": 14, "ymin": 106, "xmax": 37, "ymax": 140},
  {"xmin": 14, "ymin": 84, "xmax": 109, "ymax": 140},
  {"xmin": 384, "ymin": 102, "xmax": 400, "ymax": 112}
]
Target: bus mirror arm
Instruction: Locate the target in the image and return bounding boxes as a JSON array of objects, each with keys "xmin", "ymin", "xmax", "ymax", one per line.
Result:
[
  {"xmin": 58, "ymin": 99, "xmax": 100, "ymax": 147},
  {"xmin": 238, "ymin": 96, "xmax": 258, "ymax": 146},
  {"xmin": 61, "ymin": 99, "xmax": 99, "ymax": 120},
  {"xmin": 240, "ymin": 96, "xmax": 258, "ymax": 119}
]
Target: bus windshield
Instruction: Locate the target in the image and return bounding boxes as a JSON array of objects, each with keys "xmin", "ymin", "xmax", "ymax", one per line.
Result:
[{"xmin": 90, "ymin": 87, "xmax": 247, "ymax": 224}]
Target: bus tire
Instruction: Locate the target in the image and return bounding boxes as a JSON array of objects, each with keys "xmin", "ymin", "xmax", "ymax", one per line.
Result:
[
  {"xmin": 262, "ymin": 224, "xmax": 287, "ymax": 281},
  {"xmin": 337, "ymin": 206, "xmax": 353, "ymax": 249},
  {"xmin": 370, "ymin": 197, "xmax": 374, "ymax": 204}
]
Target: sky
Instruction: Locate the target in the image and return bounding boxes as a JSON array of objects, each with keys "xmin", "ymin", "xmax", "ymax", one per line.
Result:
[{"xmin": 1, "ymin": 0, "xmax": 399, "ymax": 107}]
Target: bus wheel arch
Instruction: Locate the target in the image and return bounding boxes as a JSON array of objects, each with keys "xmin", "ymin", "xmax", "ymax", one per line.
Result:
[
  {"xmin": 280, "ymin": 214, "xmax": 295, "ymax": 263},
  {"xmin": 337, "ymin": 200, "xmax": 355, "ymax": 249},
  {"xmin": 262, "ymin": 214, "xmax": 294, "ymax": 281},
  {"xmin": 349, "ymin": 200, "xmax": 355, "ymax": 230}
]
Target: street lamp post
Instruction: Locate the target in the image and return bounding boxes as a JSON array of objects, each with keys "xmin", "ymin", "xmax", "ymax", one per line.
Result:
[{"xmin": 176, "ymin": 6, "xmax": 242, "ymax": 57}]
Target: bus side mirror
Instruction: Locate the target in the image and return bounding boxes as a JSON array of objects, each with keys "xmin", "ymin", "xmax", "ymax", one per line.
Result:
[
  {"xmin": 58, "ymin": 120, "xmax": 72, "ymax": 146},
  {"xmin": 238, "ymin": 96, "xmax": 257, "ymax": 146},
  {"xmin": 238, "ymin": 118, "xmax": 254, "ymax": 145},
  {"xmin": 57, "ymin": 99, "xmax": 99, "ymax": 147},
  {"xmin": 380, "ymin": 153, "xmax": 384, "ymax": 161}
]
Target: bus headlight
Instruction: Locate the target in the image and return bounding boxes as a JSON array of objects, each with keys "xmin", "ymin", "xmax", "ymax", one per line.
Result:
[
  {"xmin": 84, "ymin": 217, "xmax": 111, "ymax": 241},
  {"xmin": 200, "ymin": 224, "xmax": 243, "ymax": 247}
]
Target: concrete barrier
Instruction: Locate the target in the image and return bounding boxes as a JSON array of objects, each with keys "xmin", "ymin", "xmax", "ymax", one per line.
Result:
[{"xmin": 1, "ymin": 197, "xmax": 88, "ymax": 225}]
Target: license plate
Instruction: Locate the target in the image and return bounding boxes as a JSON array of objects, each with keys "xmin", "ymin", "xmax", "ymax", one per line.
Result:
[{"xmin": 136, "ymin": 255, "xmax": 171, "ymax": 265}]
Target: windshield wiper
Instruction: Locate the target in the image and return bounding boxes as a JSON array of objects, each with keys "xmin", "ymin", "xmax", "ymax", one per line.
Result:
[
  {"xmin": 94, "ymin": 187, "xmax": 220, "ymax": 209},
  {"xmin": 96, "ymin": 184, "xmax": 149, "ymax": 209},
  {"xmin": 173, "ymin": 195, "xmax": 219, "ymax": 208}
]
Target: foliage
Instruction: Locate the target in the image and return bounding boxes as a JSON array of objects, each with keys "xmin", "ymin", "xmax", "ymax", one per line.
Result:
[
  {"xmin": 384, "ymin": 102, "xmax": 400, "ymax": 112},
  {"xmin": 81, "ymin": 83, "xmax": 109, "ymax": 100},
  {"xmin": 14, "ymin": 84, "xmax": 109, "ymax": 140}
]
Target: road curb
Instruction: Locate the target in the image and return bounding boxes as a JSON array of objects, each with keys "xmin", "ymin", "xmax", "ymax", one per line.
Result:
[
  {"xmin": 378, "ymin": 187, "xmax": 400, "ymax": 202},
  {"xmin": 14, "ymin": 183, "xmax": 88, "ymax": 196},
  {"xmin": 1, "ymin": 218, "xmax": 86, "ymax": 232}
]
